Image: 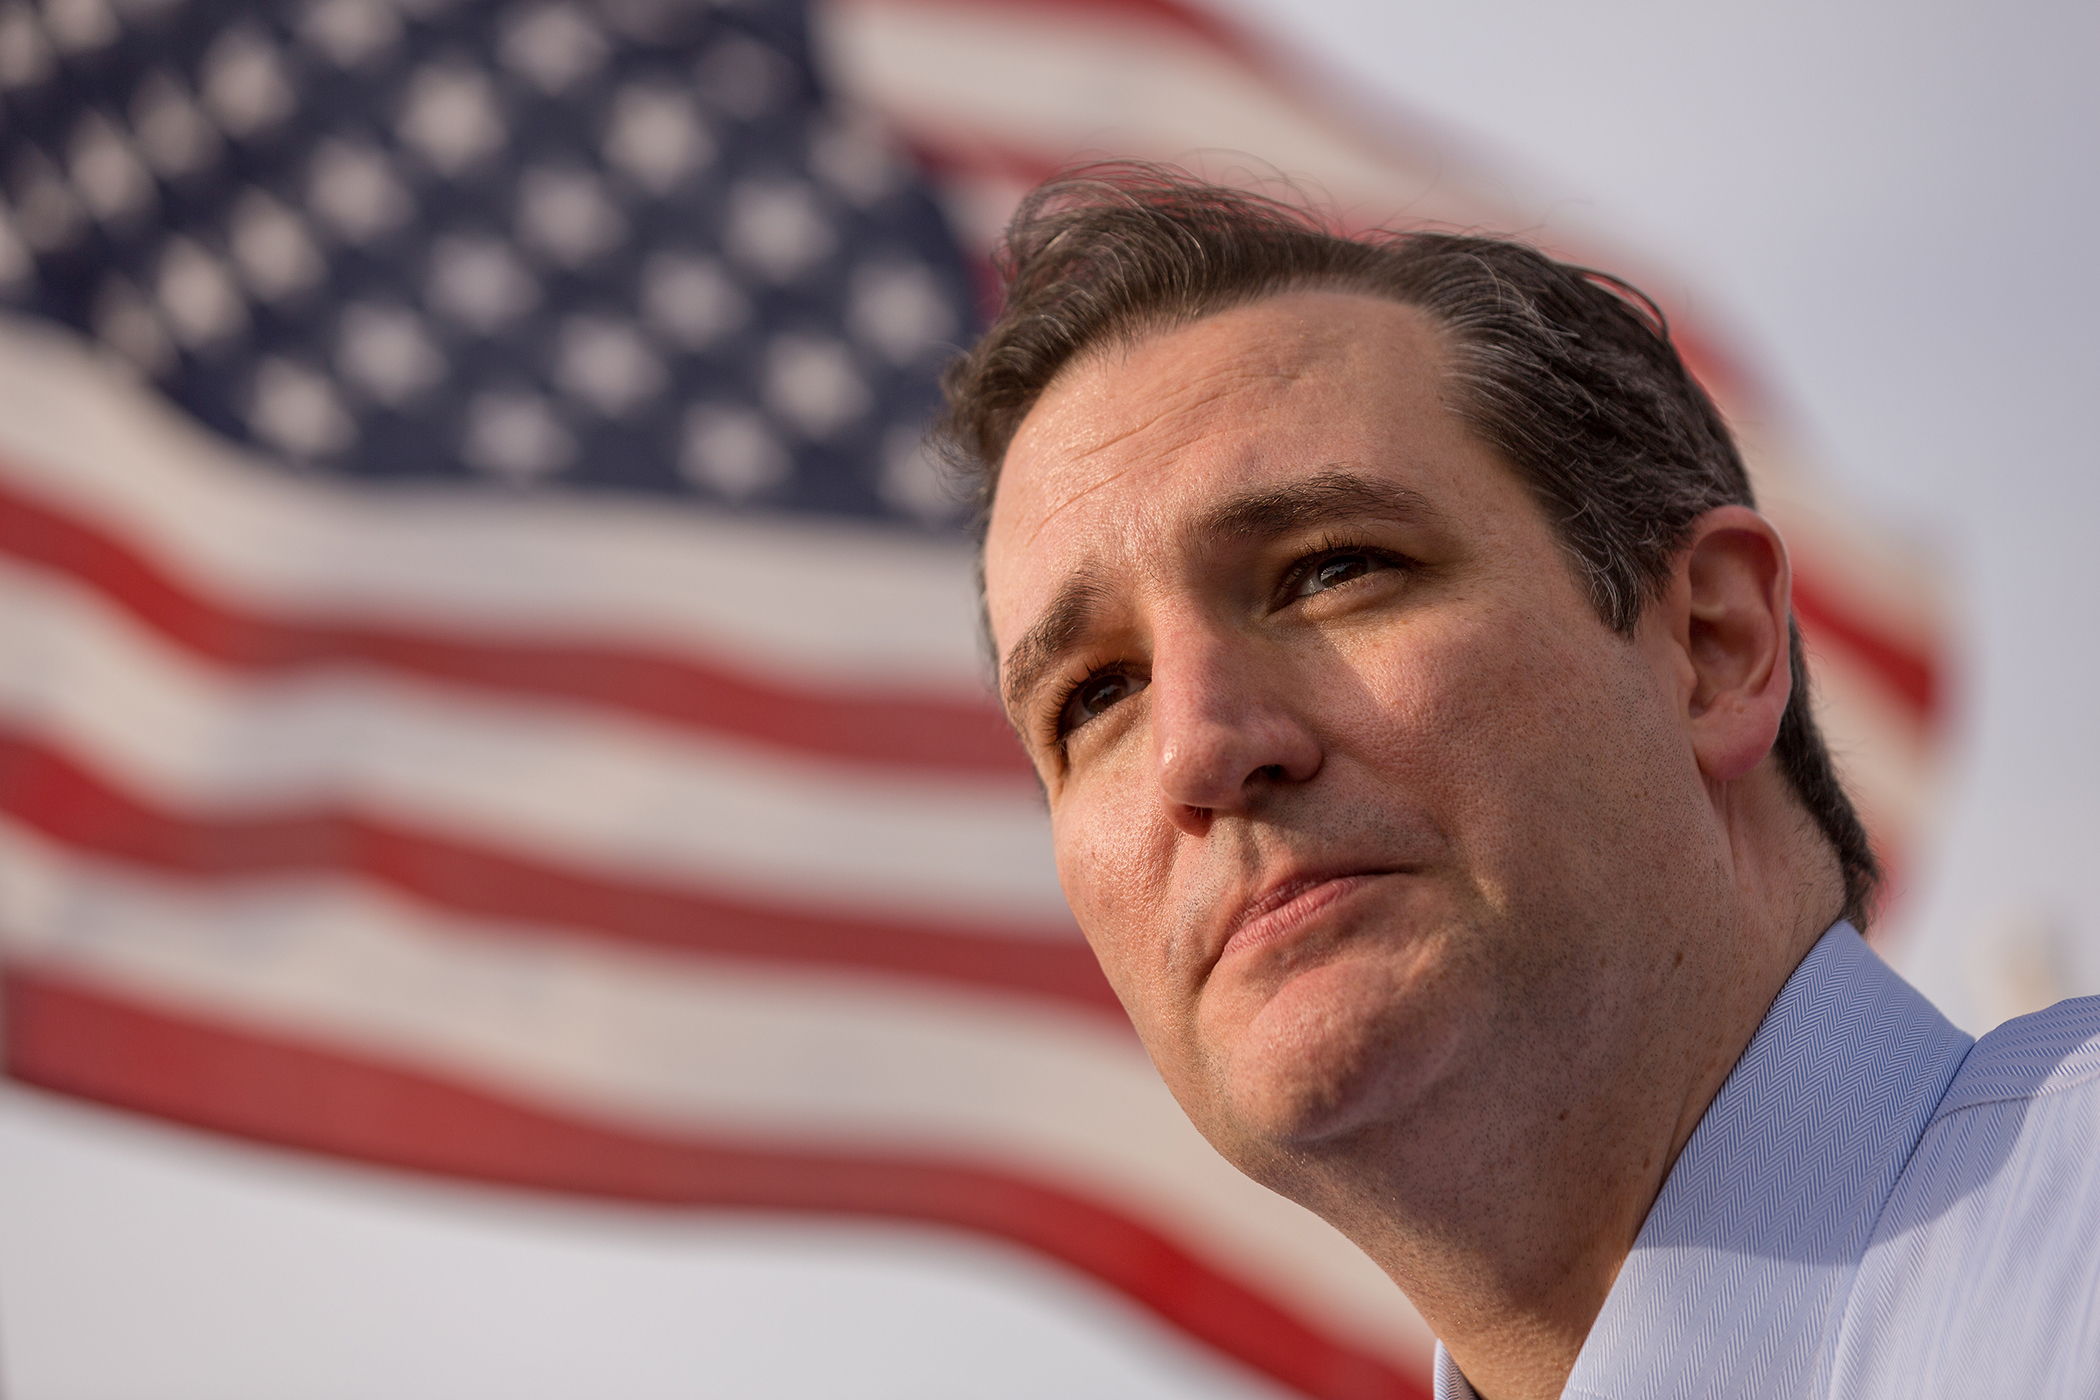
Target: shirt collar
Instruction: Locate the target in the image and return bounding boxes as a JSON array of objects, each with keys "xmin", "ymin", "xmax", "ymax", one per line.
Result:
[
  {"xmin": 1434, "ymin": 1340, "xmax": 1480, "ymax": 1400},
  {"xmin": 1435, "ymin": 923, "xmax": 1972, "ymax": 1400},
  {"xmin": 1563, "ymin": 922, "xmax": 1971, "ymax": 1398}
]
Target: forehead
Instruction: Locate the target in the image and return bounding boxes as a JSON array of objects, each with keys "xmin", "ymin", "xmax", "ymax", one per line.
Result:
[{"xmin": 982, "ymin": 291, "xmax": 1489, "ymax": 643}]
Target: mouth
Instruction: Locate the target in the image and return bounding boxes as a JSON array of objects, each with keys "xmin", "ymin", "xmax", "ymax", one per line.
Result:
[{"xmin": 1219, "ymin": 870, "xmax": 1401, "ymax": 963}]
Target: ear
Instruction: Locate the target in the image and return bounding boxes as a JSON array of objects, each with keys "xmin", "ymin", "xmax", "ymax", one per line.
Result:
[{"xmin": 1646, "ymin": 505, "xmax": 1794, "ymax": 783}]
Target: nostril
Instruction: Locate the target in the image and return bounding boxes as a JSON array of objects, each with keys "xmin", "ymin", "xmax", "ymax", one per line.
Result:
[
  {"xmin": 1255, "ymin": 763, "xmax": 1287, "ymax": 782},
  {"xmin": 1173, "ymin": 802, "xmax": 1215, "ymax": 837}
]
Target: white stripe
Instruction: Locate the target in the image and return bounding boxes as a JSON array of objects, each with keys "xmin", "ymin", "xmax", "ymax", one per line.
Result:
[
  {"xmin": 0, "ymin": 556, "xmax": 1068, "ymax": 927},
  {"xmin": 1732, "ymin": 413, "xmax": 1945, "ymax": 657},
  {"xmin": 817, "ymin": 0, "xmax": 1522, "ymax": 229},
  {"xmin": 0, "ymin": 317, "xmax": 990, "ymax": 688},
  {"xmin": 1808, "ymin": 648, "xmax": 1937, "ymax": 861},
  {"xmin": 0, "ymin": 821, "xmax": 1437, "ymax": 1369}
]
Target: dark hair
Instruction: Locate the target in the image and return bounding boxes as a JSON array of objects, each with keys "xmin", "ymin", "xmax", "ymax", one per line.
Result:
[{"xmin": 937, "ymin": 162, "xmax": 1880, "ymax": 928}]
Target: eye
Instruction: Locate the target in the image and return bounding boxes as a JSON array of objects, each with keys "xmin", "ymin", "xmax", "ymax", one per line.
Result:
[
  {"xmin": 1058, "ymin": 669, "xmax": 1145, "ymax": 738},
  {"xmin": 1292, "ymin": 549, "xmax": 1392, "ymax": 598}
]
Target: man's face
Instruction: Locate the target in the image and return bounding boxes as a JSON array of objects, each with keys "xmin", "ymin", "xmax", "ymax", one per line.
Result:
[{"xmin": 983, "ymin": 292, "xmax": 1706, "ymax": 1179}]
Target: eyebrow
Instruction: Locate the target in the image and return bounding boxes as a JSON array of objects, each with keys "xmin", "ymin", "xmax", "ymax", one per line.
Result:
[
  {"xmin": 1198, "ymin": 469, "xmax": 1442, "ymax": 540},
  {"xmin": 999, "ymin": 569, "xmax": 1112, "ymax": 726},
  {"xmin": 996, "ymin": 469, "xmax": 1443, "ymax": 726}
]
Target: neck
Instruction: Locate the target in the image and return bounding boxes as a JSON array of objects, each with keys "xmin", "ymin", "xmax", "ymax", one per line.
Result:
[{"xmin": 1279, "ymin": 767, "xmax": 1844, "ymax": 1400}]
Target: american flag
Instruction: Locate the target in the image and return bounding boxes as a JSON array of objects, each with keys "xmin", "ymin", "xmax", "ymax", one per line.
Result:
[{"xmin": 0, "ymin": 1, "xmax": 1943, "ymax": 1396}]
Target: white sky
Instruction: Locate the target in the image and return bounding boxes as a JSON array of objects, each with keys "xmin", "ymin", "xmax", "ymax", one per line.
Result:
[{"xmin": 5, "ymin": 1, "xmax": 2097, "ymax": 1394}]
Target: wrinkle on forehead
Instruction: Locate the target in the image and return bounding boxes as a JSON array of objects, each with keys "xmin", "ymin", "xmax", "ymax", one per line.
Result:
[
  {"xmin": 1009, "ymin": 355, "xmax": 1309, "ymax": 551},
  {"xmin": 1021, "ymin": 464, "xmax": 1135, "ymax": 551}
]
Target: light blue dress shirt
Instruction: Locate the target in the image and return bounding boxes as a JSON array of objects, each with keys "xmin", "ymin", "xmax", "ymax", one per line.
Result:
[{"xmin": 1434, "ymin": 922, "xmax": 2100, "ymax": 1399}]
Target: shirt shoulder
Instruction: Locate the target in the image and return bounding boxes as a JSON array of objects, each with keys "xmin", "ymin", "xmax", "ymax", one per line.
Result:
[
  {"xmin": 1833, "ymin": 996, "xmax": 2100, "ymax": 1399},
  {"xmin": 1932, "ymin": 994, "xmax": 2100, "ymax": 1118}
]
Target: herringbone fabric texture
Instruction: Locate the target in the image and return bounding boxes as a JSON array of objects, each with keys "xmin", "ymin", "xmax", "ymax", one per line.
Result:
[{"xmin": 1435, "ymin": 925, "xmax": 2100, "ymax": 1399}]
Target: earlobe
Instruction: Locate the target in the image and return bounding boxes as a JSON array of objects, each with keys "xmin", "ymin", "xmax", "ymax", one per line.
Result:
[{"xmin": 1672, "ymin": 506, "xmax": 1794, "ymax": 783}]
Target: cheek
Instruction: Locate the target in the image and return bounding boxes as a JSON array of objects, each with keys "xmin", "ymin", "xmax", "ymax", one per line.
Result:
[
  {"xmin": 1345, "ymin": 605, "xmax": 1643, "ymax": 865},
  {"xmin": 1345, "ymin": 599, "xmax": 1703, "ymax": 996},
  {"xmin": 1051, "ymin": 783, "xmax": 1185, "ymax": 1034}
]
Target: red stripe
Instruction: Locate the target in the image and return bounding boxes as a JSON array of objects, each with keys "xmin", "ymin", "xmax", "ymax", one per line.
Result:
[
  {"xmin": 0, "ymin": 420, "xmax": 1944, "ymax": 743},
  {"xmin": 0, "ymin": 469, "xmax": 1032, "ymax": 781},
  {"xmin": 2, "ymin": 970, "xmax": 1429, "ymax": 1400},
  {"xmin": 1791, "ymin": 575, "xmax": 1939, "ymax": 721},
  {"xmin": 0, "ymin": 730, "xmax": 1122, "ymax": 1016}
]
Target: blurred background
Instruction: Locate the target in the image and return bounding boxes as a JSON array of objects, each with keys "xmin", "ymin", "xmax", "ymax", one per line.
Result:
[{"xmin": 0, "ymin": 0, "xmax": 2093, "ymax": 1396}]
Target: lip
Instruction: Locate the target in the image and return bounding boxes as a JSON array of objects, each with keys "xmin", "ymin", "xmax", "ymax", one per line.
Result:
[{"xmin": 1218, "ymin": 869, "xmax": 1400, "ymax": 963}]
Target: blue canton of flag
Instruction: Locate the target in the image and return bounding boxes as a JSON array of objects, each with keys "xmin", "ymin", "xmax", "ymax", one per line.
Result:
[{"xmin": 0, "ymin": 0, "xmax": 977, "ymax": 521}]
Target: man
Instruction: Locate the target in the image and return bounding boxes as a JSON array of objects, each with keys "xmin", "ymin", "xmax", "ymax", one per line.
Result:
[{"xmin": 938, "ymin": 165, "xmax": 2100, "ymax": 1399}]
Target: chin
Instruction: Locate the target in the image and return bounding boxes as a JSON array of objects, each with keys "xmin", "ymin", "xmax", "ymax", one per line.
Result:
[{"xmin": 1213, "ymin": 954, "xmax": 1464, "ymax": 1152}]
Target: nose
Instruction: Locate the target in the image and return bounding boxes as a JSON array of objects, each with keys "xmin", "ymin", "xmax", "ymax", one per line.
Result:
[{"xmin": 1150, "ymin": 632, "xmax": 1323, "ymax": 828}]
